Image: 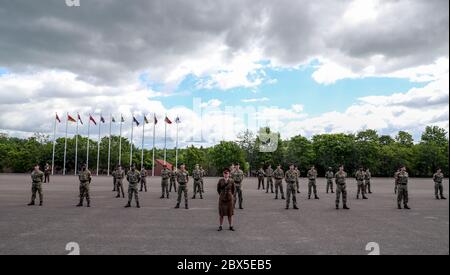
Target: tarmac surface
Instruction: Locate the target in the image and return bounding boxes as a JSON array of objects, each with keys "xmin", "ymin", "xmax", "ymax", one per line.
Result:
[{"xmin": 0, "ymin": 174, "xmax": 448, "ymax": 255}]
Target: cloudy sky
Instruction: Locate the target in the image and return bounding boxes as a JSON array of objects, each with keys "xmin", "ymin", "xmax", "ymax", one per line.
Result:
[{"xmin": 0, "ymin": 0, "xmax": 448, "ymax": 148}]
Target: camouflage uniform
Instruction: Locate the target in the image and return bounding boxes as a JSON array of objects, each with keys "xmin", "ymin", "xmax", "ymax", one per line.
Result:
[
  {"xmin": 160, "ymin": 168, "xmax": 171, "ymax": 198},
  {"xmin": 29, "ymin": 170, "xmax": 44, "ymax": 206},
  {"xmin": 355, "ymin": 169, "xmax": 367, "ymax": 199},
  {"xmin": 433, "ymin": 172, "xmax": 446, "ymax": 199},
  {"xmin": 232, "ymin": 168, "xmax": 244, "ymax": 209},
  {"xmin": 256, "ymin": 168, "xmax": 265, "ymax": 190},
  {"xmin": 44, "ymin": 164, "xmax": 51, "ymax": 183},
  {"xmin": 294, "ymin": 168, "xmax": 300, "ymax": 193},
  {"xmin": 192, "ymin": 167, "xmax": 203, "ymax": 199},
  {"xmin": 335, "ymin": 171, "xmax": 349, "ymax": 209},
  {"xmin": 126, "ymin": 169, "xmax": 141, "ymax": 207},
  {"xmin": 77, "ymin": 169, "xmax": 92, "ymax": 207},
  {"xmin": 273, "ymin": 167, "xmax": 285, "ymax": 199},
  {"xmin": 265, "ymin": 167, "xmax": 274, "ymax": 193},
  {"xmin": 139, "ymin": 169, "xmax": 148, "ymax": 192},
  {"xmin": 365, "ymin": 169, "xmax": 372, "ymax": 194},
  {"xmin": 114, "ymin": 168, "xmax": 125, "ymax": 198},
  {"xmin": 169, "ymin": 170, "xmax": 177, "ymax": 192},
  {"xmin": 285, "ymin": 169, "xmax": 298, "ymax": 209},
  {"xmin": 397, "ymin": 170, "xmax": 409, "ymax": 209},
  {"xmin": 176, "ymin": 169, "xmax": 189, "ymax": 209},
  {"xmin": 307, "ymin": 168, "xmax": 319, "ymax": 199},
  {"xmin": 325, "ymin": 170, "xmax": 334, "ymax": 193}
]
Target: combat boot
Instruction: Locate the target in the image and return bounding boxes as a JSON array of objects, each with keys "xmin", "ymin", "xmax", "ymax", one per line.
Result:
[
  {"xmin": 363, "ymin": 196, "xmax": 368, "ymax": 199},
  {"xmin": 281, "ymin": 196, "xmax": 285, "ymax": 200},
  {"xmin": 27, "ymin": 201, "xmax": 35, "ymax": 206},
  {"xmin": 331, "ymin": 191, "xmax": 335, "ymax": 194},
  {"xmin": 39, "ymin": 201, "xmax": 43, "ymax": 206},
  {"xmin": 308, "ymin": 195, "xmax": 311, "ymax": 200},
  {"xmin": 86, "ymin": 200, "xmax": 90, "ymax": 207},
  {"xmin": 115, "ymin": 194, "xmax": 120, "ymax": 198},
  {"xmin": 136, "ymin": 202, "xmax": 140, "ymax": 208},
  {"xmin": 175, "ymin": 203, "xmax": 180, "ymax": 209},
  {"xmin": 185, "ymin": 203, "xmax": 189, "ymax": 209},
  {"xmin": 200, "ymin": 194, "xmax": 203, "ymax": 199},
  {"xmin": 160, "ymin": 195, "xmax": 165, "ymax": 199},
  {"xmin": 274, "ymin": 195, "xmax": 278, "ymax": 200},
  {"xmin": 356, "ymin": 195, "xmax": 359, "ymax": 199},
  {"xmin": 229, "ymin": 226, "xmax": 235, "ymax": 231},
  {"xmin": 285, "ymin": 206, "xmax": 289, "ymax": 209},
  {"xmin": 398, "ymin": 204, "xmax": 402, "ymax": 209},
  {"xmin": 403, "ymin": 204, "xmax": 410, "ymax": 209},
  {"xmin": 217, "ymin": 226, "xmax": 223, "ymax": 231},
  {"xmin": 315, "ymin": 195, "xmax": 319, "ymax": 200},
  {"xmin": 293, "ymin": 205, "xmax": 299, "ymax": 210},
  {"xmin": 343, "ymin": 204, "xmax": 350, "ymax": 210},
  {"xmin": 441, "ymin": 196, "xmax": 447, "ymax": 200},
  {"xmin": 124, "ymin": 202, "xmax": 131, "ymax": 208},
  {"xmin": 76, "ymin": 200, "xmax": 83, "ymax": 207},
  {"xmin": 191, "ymin": 195, "xmax": 196, "ymax": 199},
  {"xmin": 239, "ymin": 205, "xmax": 243, "ymax": 210},
  {"xmin": 436, "ymin": 196, "xmax": 440, "ymax": 200},
  {"xmin": 335, "ymin": 204, "xmax": 339, "ymax": 209}
]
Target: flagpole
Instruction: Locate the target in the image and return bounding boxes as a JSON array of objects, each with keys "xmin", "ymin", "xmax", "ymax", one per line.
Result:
[
  {"xmin": 130, "ymin": 116, "xmax": 134, "ymax": 167},
  {"xmin": 107, "ymin": 114, "xmax": 112, "ymax": 176},
  {"xmin": 51, "ymin": 113, "xmax": 57, "ymax": 175},
  {"xmin": 75, "ymin": 114, "xmax": 79, "ymax": 175},
  {"xmin": 164, "ymin": 114, "xmax": 167, "ymax": 165},
  {"xmin": 119, "ymin": 114, "xmax": 122, "ymax": 166},
  {"xmin": 63, "ymin": 112, "xmax": 68, "ymax": 176},
  {"xmin": 87, "ymin": 114, "xmax": 90, "ymax": 169},
  {"xmin": 152, "ymin": 114, "xmax": 156, "ymax": 177},
  {"xmin": 175, "ymin": 117, "xmax": 179, "ymax": 171},
  {"xmin": 97, "ymin": 114, "xmax": 101, "ymax": 176},
  {"xmin": 141, "ymin": 118, "xmax": 145, "ymax": 170}
]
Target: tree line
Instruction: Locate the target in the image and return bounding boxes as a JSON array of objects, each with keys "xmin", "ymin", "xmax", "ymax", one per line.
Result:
[{"xmin": 0, "ymin": 126, "xmax": 448, "ymax": 177}]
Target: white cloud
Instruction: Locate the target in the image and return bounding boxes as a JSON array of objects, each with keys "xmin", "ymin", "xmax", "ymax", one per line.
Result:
[{"xmin": 241, "ymin": 97, "xmax": 269, "ymax": 103}]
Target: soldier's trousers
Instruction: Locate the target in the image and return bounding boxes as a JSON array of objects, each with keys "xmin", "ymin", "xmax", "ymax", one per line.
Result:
[
  {"xmin": 200, "ymin": 179, "xmax": 204, "ymax": 193},
  {"xmin": 169, "ymin": 179, "xmax": 177, "ymax": 192},
  {"xmin": 79, "ymin": 182, "xmax": 90, "ymax": 203},
  {"xmin": 274, "ymin": 179, "xmax": 284, "ymax": 198},
  {"xmin": 258, "ymin": 177, "xmax": 265, "ymax": 190},
  {"xmin": 356, "ymin": 181, "xmax": 366, "ymax": 197},
  {"xmin": 435, "ymin": 182, "xmax": 444, "ymax": 197},
  {"xmin": 326, "ymin": 180, "xmax": 334, "ymax": 193},
  {"xmin": 308, "ymin": 180, "xmax": 317, "ymax": 197},
  {"xmin": 44, "ymin": 174, "xmax": 50, "ymax": 183},
  {"xmin": 266, "ymin": 177, "xmax": 274, "ymax": 193},
  {"xmin": 397, "ymin": 185, "xmax": 408, "ymax": 205},
  {"xmin": 365, "ymin": 181, "xmax": 371, "ymax": 193},
  {"xmin": 116, "ymin": 180, "xmax": 125, "ymax": 197},
  {"xmin": 336, "ymin": 184, "xmax": 347, "ymax": 206},
  {"xmin": 286, "ymin": 183, "xmax": 297, "ymax": 207},
  {"xmin": 177, "ymin": 184, "xmax": 188, "ymax": 205},
  {"xmin": 234, "ymin": 184, "xmax": 243, "ymax": 207},
  {"xmin": 113, "ymin": 178, "xmax": 116, "ymax": 191},
  {"xmin": 31, "ymin": 183, "xmax": 43, "ymax": 203},
  {"xmin": 140, "ymin": 179, "xmax": 147, "ymax": 192},
  {"xmin": 128, "ymin": 186, "xmax": 139, "ymax": 204},
  {"xmin": 161, "ymin": 181, "xmax": 169, "ymax": 197},
  {"xmin": 193, "ymin": 180, "xmax": 203, "ymax": 198}
]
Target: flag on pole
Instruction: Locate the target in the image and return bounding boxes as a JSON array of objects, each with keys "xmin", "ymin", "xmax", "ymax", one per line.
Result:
[
  {"xmin": 175, "ymin": 117, "xmax": 181, "ymax": 124},
  {"xmin": 78, "ymin": 113, "xmax": 83, "ymax": 125},
  {"xmin": 100, "ymin": 115, "xmax": 106, "ymax": 123},
  {"xmin": 68, "ymin": 114, "xmax": 77, "ymax": 123},
  {"xmin": 56, "ymin": 113, "xmax": 61, "ymax": 123},
  {"xmin": 165, "ymin": 116, "xmax": 172, "ymax": 124},
  {"xmin": 154, "ymin": 114, "xmax": 158, "ymax": 124},
  {"xmin": 90, "ymin": 115, "xmax": 97, "ymax": 125},
  {"xmin": 133, "ymin": 116, "xmax": 140, "ymax": 127},
  {"xmin": 121, "ymin": 115, "xmax": 125, "ymax": 123},
  {"xmin": 144, "ymin": 115, "xmax": 149, "ymax": 124},
  {"xmin": 112, "ymin": 116, "xmax": 116, "ymax": 123}
]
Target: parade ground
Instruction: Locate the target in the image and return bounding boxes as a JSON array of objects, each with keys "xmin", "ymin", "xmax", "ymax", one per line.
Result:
[{"xmin": 0, "ymin": 174, "xmax": 448, "ymax": 255}]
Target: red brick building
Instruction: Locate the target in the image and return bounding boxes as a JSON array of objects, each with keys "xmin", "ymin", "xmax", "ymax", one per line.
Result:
[{"xmin": 153, "ymin": 159, "xmax": 174, "ymax": 176}]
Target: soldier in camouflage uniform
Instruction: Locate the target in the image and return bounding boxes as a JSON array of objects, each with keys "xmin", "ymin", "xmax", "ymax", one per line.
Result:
[
  {"xmin": 77, "ymin": 164, "xmax": 92, "ymax": 207},
  {"xmin": 28, "ymin": 164, "xmax": 44, "ymax": 206},
  {"xmin": 192, "ymin": 164, "xmax": 203, "ymax": 199},
  {"xmin": 139, "ymin": 168, "xmax": 148, "ymax": 192},
  {"xmin": 273, "ymin": 164, "xmax": 285, "ymax": 200},
  {"xmin": 307, "ymin": 165, "xmax": 319, "ymax": 199},
  {"xmin": 114, "ymin": 165, "xmax": 125, "ymax": 198},
  {"xmin": 265, "ymin": 165, "xmax": 274, "ymax": 193},
  {"xmin": 111, "ymin": 166, "xmax": 117, "ymax": 192},
  {"xmin": 175, "ymin": 164, "xmax": 189, "ymax": 209},
  {"xmin": 433, "ymin": 168, "xmax": 446, "ymax": 200},
  {"xmin": 232, "ymin": 163, "xmax": 245, "ymax": 209},
  {"xmin": 294, "ymin": 166, "xmax": 300, "ymax": 193},
  {"xmin": 169, "ymin": 168, "xmax": 177, "ymax": 192},
  {"xmin": 325, "ymin": 167, "xmax": 334, "ymax": 194},
  {"xmin": 355, "ymin": 167, "xmax": 368, "ymax": 199},
  {"xmin": 397, "ymin": 165, "xmax": 410, "ymax": 209},
  {"xmin": 125, "ymin": 164, "xmax": 141, "ymax": 208},
  {"xmin": 335, "ymin": 165, "xmax": 350, "ymax": 210},
  {"xmin": 285, "ymin": 164, "xmax": 299, "ymax": 210},
  {"xmin": 365, "ymin": 168, "xmax": 372, "ymax": 194},
  {"xmin": 256, "ymin": 167, "xmax": 265, "ymax": 190},
  {"xmin": 44, "ymin": 163, "xmax": 51, "ymax": 183},
  {"xmin": 160, "ymin": 164, "xmax": 171, "ymax": 199}
]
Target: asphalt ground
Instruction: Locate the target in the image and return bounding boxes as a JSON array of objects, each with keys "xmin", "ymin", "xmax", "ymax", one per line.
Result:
[{"xmin": 0, "ymin": 174, "xmax": 448, "ymax": 255}]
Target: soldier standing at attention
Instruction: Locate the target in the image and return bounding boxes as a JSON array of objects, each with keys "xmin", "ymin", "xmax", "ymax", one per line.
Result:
[
  {"xmin": 125, "ymin": 164, "xmax": 141, "ymax": 208},
  {"xmin": 139, "ymin": 167, "xmax": 148, "ymax": 192},
  {"xmin": 160, "ymin": 164, "xmax": 171, "ymax": 199},
  {"xmin": 294, "ymin": 166, "xmax": 300, "ymax": 193},
  {"xmin": 325, "ymin": 167, "xmax": 334, "ymax": 194},
  {"xmin": 285, "ymin": 164, "xmax": 299, "ymax": 210},
  {"xmin": 397, "ymin": 165, "xmax": 410, "ymax": 209},
  {"xmin": 433, "ymin": 168, "xmax": 446, "ymax": 200},
  {"xmin": 265, "ymin": 165, "xmax": 274, "ymax": 193},
  {"xmin": 307, "ymin": 165, "xmax": 319, "ymax": 199},
  {"xmin": 169, "ymin": 168, "xmax": 177, "ymax": 193},
  {"xmin": 257, "ymin": 166, "xmax": 265, "ymax": 190},
  {"xmin": 115, "ymin": 165, "xmax": 125, "ymax": 198},
  {"xmin": 217, "ymin": 168, "xmax": 236, "ymax": 231},
  {"xmin": 273, "ymin": 164, "xmax": 285, "ymax": 200},
  {"xmin": 192, "ymin": 164, "xmax": 203, "ymax": 199},
  {"xmin": 77, "ymin": 164, "xmax": 92, "ymax": 207},
  {"xmin": 44, "ymin": 163, "xmax": 51, "ymax": 183},
  {"xmin": 111, "ymin": 166, "xmax": 117, "ymax": 192},
  {"xmin": 28, "ymin": 164, "xmax": 44, "ymax": 206},
  {"xmin": 335, "ymin": 165, "xmax": 350, "ymax": 210},
  {"xmin": 232, "ymin": 163, "xmax": 245, "ymax": 209},
  {"xmin": 355, "ymin": 167, "xmax": 368, "ymax": 199},
  {"xmin": 365, "ymin": 168, "xmax": 372, "ymax": 194},
  {"xmin": 175, "ymin": 164, "xmax": 189, "ymax": 209}
]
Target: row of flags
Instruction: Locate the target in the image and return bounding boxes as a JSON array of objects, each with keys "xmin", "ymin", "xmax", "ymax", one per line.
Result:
[{"xmin": 55, "ymin": 113, "xmax": 178, "ymax": 126}]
